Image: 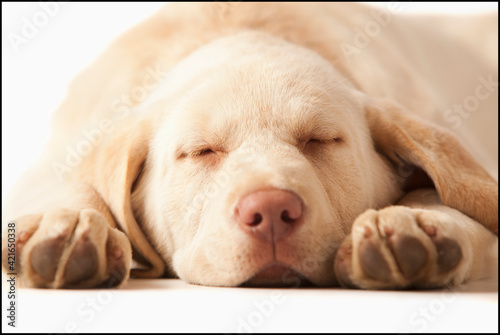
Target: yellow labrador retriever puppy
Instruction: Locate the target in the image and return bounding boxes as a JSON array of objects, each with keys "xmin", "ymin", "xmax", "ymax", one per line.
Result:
[{"xmin": 2, "ymin": 3, "xmax": 498, "ymax": 289}]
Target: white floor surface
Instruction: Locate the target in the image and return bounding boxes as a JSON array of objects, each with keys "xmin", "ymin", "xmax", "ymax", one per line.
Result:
[{"xmin": 2, "ymin": 276, "xmax": 497, "ymax": 333}]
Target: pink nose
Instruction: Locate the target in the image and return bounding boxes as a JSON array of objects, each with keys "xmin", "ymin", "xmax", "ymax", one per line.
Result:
[{"xmin": 236, "ymin": 189, "xmax": 303, "ymax": 243}]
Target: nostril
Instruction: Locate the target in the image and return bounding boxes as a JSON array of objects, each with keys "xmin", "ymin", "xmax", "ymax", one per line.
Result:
[
  {"xmin": 249, "ymin": 213, "xmax": 263, "ymax": 226},
  {"xmin": 281, "ymin": 210, "xmax": 294, "ymax": 223},
  {"xmin": 236, "ymin": 189, "xmax": 304, "ymax": 242}
]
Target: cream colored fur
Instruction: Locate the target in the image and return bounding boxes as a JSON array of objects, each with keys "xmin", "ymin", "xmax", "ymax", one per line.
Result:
[{"xmin": 2, "ymin": 3, "xmax": 498, "ymax": 289}]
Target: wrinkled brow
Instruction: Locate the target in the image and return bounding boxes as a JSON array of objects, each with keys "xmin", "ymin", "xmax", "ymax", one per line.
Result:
[{"xmin": 289, "ymin": 100, "xmax": 351, "ymax": 144}]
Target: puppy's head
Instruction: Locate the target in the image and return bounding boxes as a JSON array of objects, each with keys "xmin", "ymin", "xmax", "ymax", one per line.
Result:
[
  {"xmin": 128, "ymin": 32, "xmax": 398, "ymax": 286},
  {"xmin": 117, "ymin": 31, "xmax": 496, "ymax": 286}
]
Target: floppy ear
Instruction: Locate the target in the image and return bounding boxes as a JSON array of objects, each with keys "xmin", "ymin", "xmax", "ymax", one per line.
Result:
[
  {"xmin": 365, "ymin": 99, "xmax": 498, "ymax": 235},
  {"xmin": 79, "ymin": 115, "xmax": 166, "ymax": 278}
]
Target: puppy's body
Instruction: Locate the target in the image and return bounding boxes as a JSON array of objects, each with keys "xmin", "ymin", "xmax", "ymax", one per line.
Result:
[{"xmin": 2, "ymin": 3, "xmax": 498, "ymax": 289}]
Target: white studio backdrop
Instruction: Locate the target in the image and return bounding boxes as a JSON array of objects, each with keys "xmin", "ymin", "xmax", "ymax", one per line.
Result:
[{"xmin": 2, "ymin": 2, "xmax": 498, "ymax": 202}]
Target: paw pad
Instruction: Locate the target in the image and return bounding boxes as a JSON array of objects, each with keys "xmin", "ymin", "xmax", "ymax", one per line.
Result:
[
  {"xmin": 388, "ymin": 234, "xmax": 428, "ymax": 279},
  {"xmin": 359, "ymin": 238, "xmax": 391, "ymax": 282},
  {"xmin": 433, "ymin": 237, "xmax": 462, "ymax": 274},
  {"xmin": 62, "ymin": 234, "xmax": 99, "ymax": 286},
  {"xmin": 30, "ymin": 236, "xmax": 66, "ymax": 282}
]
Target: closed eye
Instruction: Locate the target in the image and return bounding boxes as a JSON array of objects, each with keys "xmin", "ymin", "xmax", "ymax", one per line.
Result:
[
  {"xmin": 178, "ymin": 147, "xmax": 222, "ymax": 167},
  {"xmin": 306, "ymin": 137, "xmax": 342, "ymax": 145},
  {"xmin": 196, "ymin": 148, "xmax": 216, "ymax": 156},
  {"xmin": 307, "ymin": 139, "xmax": 323, "ymax": 145},
  {"xmin": 177, "ymin": 148, "xmax": 217, "ymax": 159}
]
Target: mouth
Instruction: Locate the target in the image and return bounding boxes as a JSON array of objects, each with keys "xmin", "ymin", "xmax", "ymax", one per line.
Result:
[{"xmin": 240, "ymin": 262, "xmax": 315, "ymax": 288}]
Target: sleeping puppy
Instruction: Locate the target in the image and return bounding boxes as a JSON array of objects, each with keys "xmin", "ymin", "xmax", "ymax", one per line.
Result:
[{"xmin": 2, "ymin": 3, "xmax": 498, "ymax": 289}]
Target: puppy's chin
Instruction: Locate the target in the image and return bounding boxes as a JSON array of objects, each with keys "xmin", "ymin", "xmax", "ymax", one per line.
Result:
[{"xmin": 240, "ymin": 262, "xmax": 315, "ymax": 288}]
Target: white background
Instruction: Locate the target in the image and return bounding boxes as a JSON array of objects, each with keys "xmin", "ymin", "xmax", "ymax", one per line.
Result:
[{"xmin": 1, "ymin": 2, "xmax": 498, "ymax": 333}]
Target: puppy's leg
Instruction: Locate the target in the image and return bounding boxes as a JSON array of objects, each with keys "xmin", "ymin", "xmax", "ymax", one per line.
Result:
[
  {"xmin": 2, "ymin": 183, "xmax": 132, "ymax": 288},
  {"xmin": 334, "ymin": 189, "xmax": 498, "ymax": 289}
]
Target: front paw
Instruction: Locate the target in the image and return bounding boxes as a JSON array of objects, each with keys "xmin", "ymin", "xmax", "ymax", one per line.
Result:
[
  {"xmin": 334, "ymin": 206, "xmax": 471, "ymax": 289},
  {"xmin": 2, "ymin": 209, "xmax": 132, "ymax": 288}
]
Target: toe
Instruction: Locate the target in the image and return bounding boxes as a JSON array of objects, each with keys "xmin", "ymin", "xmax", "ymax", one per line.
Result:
[
  {"xmin": 359, "ymin": 238, "xmax": 391, "ymax": 282},
  {"xmin": 334, "ymin": 240, "xmax": 357, "ymax": 288},
  {"xmin": 62, "ymin": 233, "xmax": 99, "ymax": 286},
  {"xmin": 100, "ymin": 245, "xmax": 127, "ymax": 288},
  {"xmin": 433, "ymin": 237, "xmax": 462, "ymax": 274},
  {"xmin": 30, "ymin": 236, "xmax": 66, "ymax": 282},
  {"xmin": 389, "ymin": 234, "xmax": 428, "ymax": 279}
]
